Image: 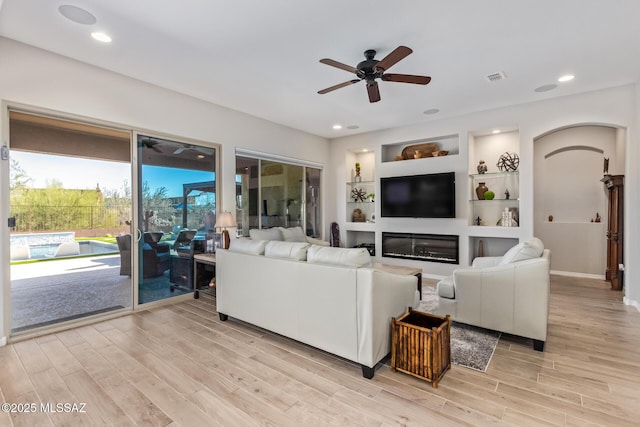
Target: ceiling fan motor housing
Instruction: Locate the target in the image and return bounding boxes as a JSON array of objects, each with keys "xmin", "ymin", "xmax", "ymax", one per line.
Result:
[{"xmin": 357, "ymin": 49, "xmax": 381, "ymax": 81}]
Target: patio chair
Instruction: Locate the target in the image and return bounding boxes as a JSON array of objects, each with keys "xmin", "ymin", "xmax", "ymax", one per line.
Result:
[
  {"xmin": 116, "ymin": 234, "xmax": 132, "ymax": 276},
  {"xmin": 117, "ymin": 234, "xmax": 171, "ymax": 278}
]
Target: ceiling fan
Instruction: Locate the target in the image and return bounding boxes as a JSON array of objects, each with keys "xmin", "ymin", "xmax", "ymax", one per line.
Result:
[
  {"xmin": 173, "ymin": 144, "xmax": 212, "ymax": 155},
  {"xmin": 140, "ymin": 136, "xmax": 162, "ymax": 153},
  {"xmin": 318, "ymin": 46, "xmax": 431, "ymax": 103}
]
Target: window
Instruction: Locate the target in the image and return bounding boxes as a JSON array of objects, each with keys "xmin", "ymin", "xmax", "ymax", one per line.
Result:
[{"xmin": 235, "ymin": 153, "xmax": 322, "ymax": 238}]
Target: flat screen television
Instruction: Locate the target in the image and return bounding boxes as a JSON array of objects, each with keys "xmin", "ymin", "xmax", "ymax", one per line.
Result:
[{"xmin": 380, "ymin": 172, "xmax": 455, "ymax": 218}]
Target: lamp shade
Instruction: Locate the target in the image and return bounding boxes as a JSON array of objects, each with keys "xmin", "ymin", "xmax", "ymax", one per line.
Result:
[{"xmin": 215, "ymin": 211, "xmax": 237, "ymax": 228}]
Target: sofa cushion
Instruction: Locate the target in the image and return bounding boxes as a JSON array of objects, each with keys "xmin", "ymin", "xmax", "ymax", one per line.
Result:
[
  {"xmin": 279, "ymin": 226, "xmax": 308, "ymax": 242},
  {"xmin": 264, "ymin": 241, "xmax": 310, "ymax": 261},
  {"xmin": 499, "ymin": 237, "xmax": 544, "ymax": 265},
  {"xmin": 306, "ymin": 236, "xmax": 330, "ymax": 246},
  {"xmin": 307, "ymin": 245, "xmax": 371, "ymax": 268},
  {"xmin": 436, "ymin": 276, "xmax": 455, "ymax": 299},
  {"xmin": 228, "ymin": 239, "xmax": 268, "ymax": 255},
  {"xmin": 249, "ymin": 228, "xmax": 283, "ymax": 241}
]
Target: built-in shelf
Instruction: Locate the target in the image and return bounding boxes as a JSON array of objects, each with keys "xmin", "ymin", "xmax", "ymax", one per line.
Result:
[
  {"xmin": 469, "ymin": 171, "xmax": 519, "ymax": 179},
  {"xmin": 469, "ymin": 198, "xmax": 519, "ymax": 203},
  {"xmin": 381, "ymin": 134, "xmax": 459, "ymax": 163},
  {"xmin": 468, "ymin": 131, "xmax": 520, "ymax": 232},
  {"xmin": 468, "ymin": 226, "xmax": 521, "ymax": 238},
  {"xmin": 344, "ymin": 222, "xmax": 376, "ymax": 232}
]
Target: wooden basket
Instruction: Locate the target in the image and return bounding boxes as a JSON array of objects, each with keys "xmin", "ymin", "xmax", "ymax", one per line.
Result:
[{"xmin": 391, "ymin": 307, "xmax": 451, "ymax": 388}]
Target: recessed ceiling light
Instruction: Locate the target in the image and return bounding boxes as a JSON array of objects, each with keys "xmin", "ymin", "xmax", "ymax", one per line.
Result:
[
  {"xmin": 534, "ymin": 84, "xmax": 557, "ymax": 93},
  {"xmin": 346, "ymin": 125, "xmax": 359, "ymax": 130},
  {"xmin": 423, "ymin": 108, "xmax": 440, "ymax": 115},
  {"xmin": 492, "ymin": 129, "xmax": 501, "ymax": 134},
  {"xmin": 332, "ymin": 124, "xmax": 342, "ymax": 130},
  {"xmin": 91, "ymin": 32, "xmax": 112, "ymax": 43},
  {"xmin": 558, "ymin": 74, "xmax": 575, "ymax": 82},
  {"xmin": 59, "ymin": 5, "xmax": 97, "ymax": 25},
  {"xmin": 362, "ymin": 149, "xmax": 368, "ymax": 152}
]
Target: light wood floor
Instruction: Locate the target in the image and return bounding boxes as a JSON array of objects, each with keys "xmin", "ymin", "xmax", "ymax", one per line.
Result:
[{"xmin": 1, "ymin": 275, "xmax": 639, "ymax": 426}]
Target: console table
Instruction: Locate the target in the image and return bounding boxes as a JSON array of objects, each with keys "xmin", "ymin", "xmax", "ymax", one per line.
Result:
[
  {"xmin": 373, "ymin": 262, "xmax": 422, "ymax": 295},
  {"xmin": 193, "ymin": 253, "xmax": 216, "ymax": 299}
]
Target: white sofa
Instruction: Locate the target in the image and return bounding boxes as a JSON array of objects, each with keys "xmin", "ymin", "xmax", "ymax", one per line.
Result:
[
  {"xmin": 248, "ymin": 226, "xmax": 330, "ymax": 246},
  {"xmin": 216, "ymin": 239, "xmax": 420, "ymax": 378},
  {"xmin": 435, "ymin": 238, "xmax": 551, "ymax": 351}
]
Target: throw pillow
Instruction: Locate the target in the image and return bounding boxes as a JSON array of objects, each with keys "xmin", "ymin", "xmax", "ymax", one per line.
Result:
[
  {"xmin": 264, "ymin": 241, "xmax": 310, "ymax": 261},
  {"xmin": 499, "ymin": 237, "xmax": 544, "ymax": 265},
  {"xmin": 307, "ymin": 245, "xmax": 372, "ymax": 268},
  {"xmin": 279, "ymin": 226, "xmax": 308, "ymax": 242},
  {"xmin": 249, "ymin": 228, "xmax": 283, "ymax": 241},
  {"xmin": 228, "ymin": 239, "xmax": 268, "ymax": 255}
]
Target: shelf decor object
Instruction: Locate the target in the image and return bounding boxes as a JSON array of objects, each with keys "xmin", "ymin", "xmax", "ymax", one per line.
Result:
[
  {"xmin": 497, "ymin": 152, "xmax": 520, "ymax": 172},
  {"xmin": 401, "ymin": 142, "xmax": 439, "ymax": 160},
  {"xmin": 477, "ymin": 160, "xmax": 488, "ymax": 174},
  {"xmin": 351, "ymin": 187, "xmax": 367, "ymax": 202},
  {"xmin": 352, "ymin": 208, "xmax": 366, "ymax": 222},
  {"xmin": 475, "ymin": 182, "xmax": 489, "ymax": 200}
]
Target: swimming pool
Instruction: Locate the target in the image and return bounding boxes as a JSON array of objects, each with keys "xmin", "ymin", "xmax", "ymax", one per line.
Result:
[
  {"xmin": 10, "ymin": 233, "xmax": 118, "ymax": 261},
  {"xmin": 27, "ymin": 241, "xmax": 118, "ymax": 259}
]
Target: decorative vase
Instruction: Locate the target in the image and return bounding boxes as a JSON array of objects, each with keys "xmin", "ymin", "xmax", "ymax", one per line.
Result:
[
  {"xmin": 477, "ymin": 160, "xmax": 488, "ymax": 174},
  {"xmin": 475, "ymin": 182, "xmax": 489, "ymax": 200}
]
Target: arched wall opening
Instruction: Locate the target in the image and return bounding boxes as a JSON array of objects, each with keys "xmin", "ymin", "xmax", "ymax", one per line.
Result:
[{"xmin": 533, "ymin": 124, "xmax": 625, "ymax": 277}]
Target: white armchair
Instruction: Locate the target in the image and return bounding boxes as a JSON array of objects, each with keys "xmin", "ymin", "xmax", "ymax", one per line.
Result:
[{"xmin": 435, "ymin": 238, "xmax": 551, "ymax": 351}]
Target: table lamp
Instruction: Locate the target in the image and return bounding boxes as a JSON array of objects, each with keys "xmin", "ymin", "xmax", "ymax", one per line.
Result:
[{"xmin": 215, "ymin": 211, "xmax": 236, "ymax": 249}]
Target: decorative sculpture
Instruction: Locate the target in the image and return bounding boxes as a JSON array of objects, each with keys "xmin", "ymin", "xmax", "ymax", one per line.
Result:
[
  {"xmin": 352, "ymin": 208, "xmax": 366, "ymax": 222},
  {"xmin": 497, "ymin": 152, "xmax": 519, "ymax": 172},
  {"xmin": 477, "ymin": 160, "xmax": 488, "ymax": 174},
  {"xmin": 351, "ymin": 187, "xmax": 367, "ymax": 202}
]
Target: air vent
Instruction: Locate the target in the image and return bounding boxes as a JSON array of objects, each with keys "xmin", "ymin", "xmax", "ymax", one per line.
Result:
[{"xmin": 486, "ymin": 71, "xmax": 507, "ymax": 82}]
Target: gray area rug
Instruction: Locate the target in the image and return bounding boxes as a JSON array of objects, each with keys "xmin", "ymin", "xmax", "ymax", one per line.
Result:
[{"xmin": 419, "ymin": 286, "xmax": 500, "ymax": 372}]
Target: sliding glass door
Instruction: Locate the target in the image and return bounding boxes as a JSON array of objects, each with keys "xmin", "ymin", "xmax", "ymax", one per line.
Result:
[
  {"xmin": 136, "ymin": 134, "xmax": 217, "ymax": 304},
  {"xmin": 8, "ymin": 111, "xmax": 132, "ymax": 333}
]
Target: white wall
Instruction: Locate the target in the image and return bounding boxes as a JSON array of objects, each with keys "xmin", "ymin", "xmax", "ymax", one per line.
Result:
[
  {"xmin": 0, "ymin": 37, "xmax": 330, "ymax": 340},
  {"xmin": 330, "ymin": 84, "xmax": 638, "ymax": 308}
]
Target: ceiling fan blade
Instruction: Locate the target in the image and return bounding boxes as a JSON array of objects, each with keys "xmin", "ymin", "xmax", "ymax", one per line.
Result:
[
  {"xmin": 318, "ymin": 79, "xmax": 360, "ymax": 94},
  {"xmin": 367, "ymin": 81, "xmax": 381, "ymax": 103},
  {"xmin": 374, "ymin": 46, "xmax": 413, "ymax": 72},
  {"xmin": 195, "ymin": 146, "xmax": 213, "ymax": 155},
  {"xmin": 141, "ymin": 137, "xmax": 162, "ymax": 152},
  {"xmin": 319, "ymin": 58, "xmax": 358, "ymax": 74},
  {"xmin": 382, "ymin": 74, "xmax": 431, "ymax": 85}
]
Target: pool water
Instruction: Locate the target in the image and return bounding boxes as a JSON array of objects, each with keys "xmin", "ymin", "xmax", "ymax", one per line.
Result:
[{"xmin": 21, "ymin": 240, "xmax": 118, "ymax": 260}]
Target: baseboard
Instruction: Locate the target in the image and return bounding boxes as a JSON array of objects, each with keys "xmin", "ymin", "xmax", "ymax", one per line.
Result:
[
  {"xmin": 623, "ymin": 297, "xmax": 640, "ymax": 312},
  {"xmin": 550, "ymin": 270, "xmax": 605, "ymax": 280}
]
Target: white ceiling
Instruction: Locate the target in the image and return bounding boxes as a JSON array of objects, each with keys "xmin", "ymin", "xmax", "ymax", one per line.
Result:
[{"xmin": 1, "ymin": 0, "xmax": 639, "ymax": 139}]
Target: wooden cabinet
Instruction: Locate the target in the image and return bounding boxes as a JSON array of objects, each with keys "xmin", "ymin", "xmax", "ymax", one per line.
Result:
[{"xmin": 602, "ymin": 174, "xmax": 624, "ymax": 290}]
